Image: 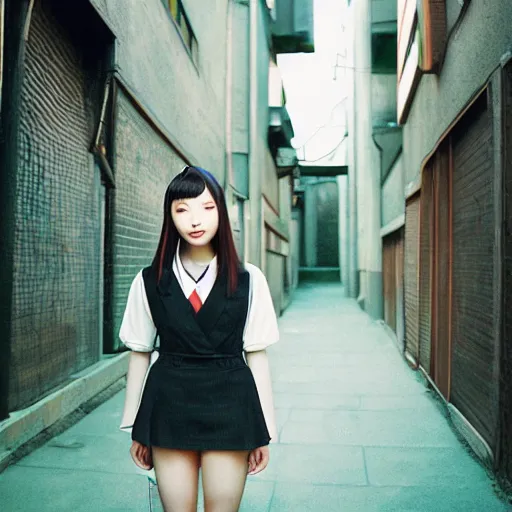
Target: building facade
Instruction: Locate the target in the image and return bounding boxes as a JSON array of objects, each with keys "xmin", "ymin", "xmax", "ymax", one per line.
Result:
[
  {"xmin": 0, "ymin": 0, "xmax": 311, "ymax": 460},
  {"xmin": 342, "ymin": 0, "xmax": 512, "ymax": 491},
  {"xmin": 397, "ymin": 0, "xmax": 512, "ymax": 490}
]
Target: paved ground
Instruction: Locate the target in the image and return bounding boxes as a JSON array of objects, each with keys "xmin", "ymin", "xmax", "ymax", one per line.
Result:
[{"xmin": 0, "ymin": 283, "xmax": 509, "ymax": 511}]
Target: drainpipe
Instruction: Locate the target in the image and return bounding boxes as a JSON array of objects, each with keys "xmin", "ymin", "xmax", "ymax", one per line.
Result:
[
  {"xmin": 248, "ymin": 0, "xmax": 261, "ymax": 266},
  {"xmin": 224, "ymin": 0, "xmax": 233, "ymax": 192},
  {"xmin": 0, "ymin": 0, "xmax": 32, "ymax": 421}
]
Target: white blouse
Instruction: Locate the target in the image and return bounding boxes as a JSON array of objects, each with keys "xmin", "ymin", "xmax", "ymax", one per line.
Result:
[{"xmin": 119, "ymin": 254, "xmax": 279, "ymax": 353}]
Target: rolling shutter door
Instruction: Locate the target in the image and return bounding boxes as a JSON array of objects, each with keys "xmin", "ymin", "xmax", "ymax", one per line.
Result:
[
  {"xmin": 432, "ymin": 144, "xmax": 452, "ymax": 399},
  {"xmin": 419, "ymin": 167, "xmax": 433, "ymax": 372},
  {"xmin": 395, "ymin": 229, "xmax": 405, "ymax": 351},
  {"xmin": 499, "ymin": 62, "xmax": 512, "ymax": 482},
  {"xmin": 9, "ymin": 2, "xmax": 102, "ymax": 409},
  {"xmin": 450, "ymin": 92, "xmax": 497, "ymax": 450},
  {"xmin": 383, "ymin": 235, "xmax": 397, "ymax": 332},
  {"xmin": 404, "ymin": 195, "xmax": 420, "ymax": 363}
]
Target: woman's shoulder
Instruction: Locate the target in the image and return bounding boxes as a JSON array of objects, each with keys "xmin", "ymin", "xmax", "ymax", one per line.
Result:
[{"xmin": 244, "ymin": 263, "xmax": 264, "ymax": 279}]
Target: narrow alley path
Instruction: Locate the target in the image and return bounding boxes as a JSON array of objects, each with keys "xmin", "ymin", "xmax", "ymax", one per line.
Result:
[
  {"xmin": 0, "ymin": 283, "xmax": 508, "ymax": 511},
  {"xmin": 258, "ymin": 282, "xmax": 507, "ymax": 511}
]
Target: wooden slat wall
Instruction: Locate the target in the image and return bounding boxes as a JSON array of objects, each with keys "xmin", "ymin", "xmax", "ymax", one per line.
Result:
[
  {"xmin": 404, "ymin": 196, "xmax": 420, "ymax": 363},
  {"xmin": 450, "ymin": 92, "xmax": 497, "ymax": 451},
  {"xmin": 419, "ymin": 168, "xmax": 433, "ymax": 372},
  {"xmin": 432, "ymin": 143, "xmax": 452, "ymax": 399}
]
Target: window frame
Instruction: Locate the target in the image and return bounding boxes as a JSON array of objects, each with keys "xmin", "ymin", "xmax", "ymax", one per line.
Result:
[{"xmin": 162, "ymin": 0, "xmax": 199, "ymax": 69}]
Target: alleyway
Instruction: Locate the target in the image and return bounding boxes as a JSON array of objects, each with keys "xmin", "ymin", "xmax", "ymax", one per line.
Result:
[{"xmin": 0, "ymin": 283, "xmax": 508, "ymax": 511}]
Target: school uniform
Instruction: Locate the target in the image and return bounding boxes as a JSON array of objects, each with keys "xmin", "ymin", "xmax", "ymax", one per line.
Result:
[{"xmin": 119, "ymin": 246, "xmax": 279, "ymax": 451}]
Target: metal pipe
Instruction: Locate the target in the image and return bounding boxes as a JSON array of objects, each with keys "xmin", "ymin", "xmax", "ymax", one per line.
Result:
[
  {"xmin": 224, "ymin": 0, "xmax": 233, "ymax": 192},
  {"xmin": 248, "ymin": 0, "xmax": 261, "ymax": 266}
]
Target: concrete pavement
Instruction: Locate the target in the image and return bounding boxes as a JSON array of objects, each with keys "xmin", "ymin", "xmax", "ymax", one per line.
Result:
[{"xmin": 0, "ymin": 282, "xmax": 509, "ymax": 511}]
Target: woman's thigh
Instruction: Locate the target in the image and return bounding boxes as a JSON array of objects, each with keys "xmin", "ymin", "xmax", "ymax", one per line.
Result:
[
  {"xmin": 152, "ymin": 447, "xmax": 201, "ymax": 512},
  {"xmin": 200, "ymin": 450, "xmax": 250, "ymax": 512}
]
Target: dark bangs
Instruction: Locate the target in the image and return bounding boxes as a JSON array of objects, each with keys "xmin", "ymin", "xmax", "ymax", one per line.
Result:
[{"xmin": 168, "ymin": 166, "xmax": 207, "ymax": 201}]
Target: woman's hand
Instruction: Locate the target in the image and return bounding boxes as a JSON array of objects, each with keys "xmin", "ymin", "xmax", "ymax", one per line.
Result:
[
  {"xmin": 248, "ymin": 445, "xmax": 269, "ymax": 475},
  {"xmin": 130, "ymin": 440, "xmax": 153, "ymax": 470}
]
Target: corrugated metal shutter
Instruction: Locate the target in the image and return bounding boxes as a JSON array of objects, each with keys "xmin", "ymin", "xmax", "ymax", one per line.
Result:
[
  {"xmin": 383, "ymin": 228, "xmax": 405, "ymax": 351},
  {"xmin": 419, "ymin": 167, "xmax": 433, "ymax": 373},
  {"xmin": 404, "ymin": 195, "xmax": 420, "ymax": 363},
  {"xmin": 383, "ymin": 234, "xmax": 397, "ymax": 332},
  {"xmin": 9, "ymin": 2, "xmax": 102, "ymax": 409},
  {"xmin": 450, "ymin": 92, "xmax": 497, "ymax": 450},
  {"xmin": 395, "ymin": 229, "xmax": 405, "ymax": 352},
  {"xmin": 499, "ymin": 62, "xmax": 512, "ymax": 483}
]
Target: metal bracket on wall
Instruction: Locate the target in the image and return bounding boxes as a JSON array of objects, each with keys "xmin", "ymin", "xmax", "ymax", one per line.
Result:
[{"xmin": 22, "ymin": 0, "xmax": 34, "ymax": 41}]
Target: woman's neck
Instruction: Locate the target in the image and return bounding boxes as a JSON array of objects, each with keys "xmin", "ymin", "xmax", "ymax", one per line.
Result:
[{"xmin": 180, "ymin": 242, "xmax": 215, "ymax": 265}]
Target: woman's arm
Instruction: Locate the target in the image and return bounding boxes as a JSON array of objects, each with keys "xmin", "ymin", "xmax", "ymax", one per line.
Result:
[
  {"xmin": 120, "ymin": 351, "xmax": 151, "ymax": 431},
  {"xmin": 246, "ymin": 349, "xmax": 278, "ymax": 442}
]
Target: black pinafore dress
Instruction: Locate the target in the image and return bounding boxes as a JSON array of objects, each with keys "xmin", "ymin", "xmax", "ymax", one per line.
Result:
[{"xmin": 131, "ymin": 265, "xmax": 270, "ymax": 451}]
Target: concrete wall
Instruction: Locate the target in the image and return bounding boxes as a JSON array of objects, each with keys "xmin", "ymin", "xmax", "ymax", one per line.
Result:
[
  {"xmin": 90, "ymin": 0, "xmax": 228, "ymax": 178},
  {"xmin": 247, "ymin": 0, "xmax": 273, "ymax": 267},
  {"xmin": 351, "ymin": 0, "xmax": 383, "ymax": 318},
  {"xmin": 381, "ymin": 154, "xmax": 405, "ymax": 228},
  {"xmin": 403, "ymin": 0, "xmax": 512, "ymax": 186},
  {"xmin": 372, "ymin": 74, "xmax": 397, "ymax": 125}
]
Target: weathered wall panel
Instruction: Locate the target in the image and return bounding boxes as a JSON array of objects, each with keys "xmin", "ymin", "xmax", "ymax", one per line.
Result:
[
  {"xmin": 9, "ymin": 2, "xmax": 101, "ymax": 409},
  {"xmin": 90, "ymin": 0, "xmax": 228, "ymax": 178},
  {"xmin": 403, "ymin": 0, "xmax": 512, "ymax": 186},
  {"xmin": 111, "ymin": 91, "xmax": 186, "ymax": 351},
  {"xmin": 382, "ymin": 153, "xmax": 405, "ymax": 227}
]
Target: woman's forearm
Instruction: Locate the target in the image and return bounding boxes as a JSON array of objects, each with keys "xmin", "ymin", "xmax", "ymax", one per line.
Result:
[
  {"xmin": 120, "ymin": 351, "xmax": 151, "ymax": 430},
  {"xmin": 246, "ymin": 350, "xmax": 278, "ymax": 442}
]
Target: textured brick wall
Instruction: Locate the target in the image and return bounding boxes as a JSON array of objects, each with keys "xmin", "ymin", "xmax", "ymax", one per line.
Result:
[
  {"xmin": 111, "ymin": 91, "xmax": 186, "ymax": 351},
  {"xmin": 9, "ymin": 2, "xmax": 102, "ymax": 410}
]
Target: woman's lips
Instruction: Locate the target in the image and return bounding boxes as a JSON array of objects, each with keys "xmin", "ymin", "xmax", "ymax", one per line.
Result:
[{"xmin": 189, "ymin": 231, "xmax": 205, "ymax": 239}]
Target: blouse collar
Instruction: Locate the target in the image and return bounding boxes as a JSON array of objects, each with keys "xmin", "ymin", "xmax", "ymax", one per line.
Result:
[{"xmin": 172, "ymin": 239, "xmax": 218, "ymax": 299}]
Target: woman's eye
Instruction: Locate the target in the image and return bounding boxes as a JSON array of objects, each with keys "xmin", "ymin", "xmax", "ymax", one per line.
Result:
[
  {"xmin": 176, "ymin": 208, "xmax": 187, "ymax": 213},
  {"xmin": 205, "ymin": 206, "xmax": 216, "ymax": 211}
]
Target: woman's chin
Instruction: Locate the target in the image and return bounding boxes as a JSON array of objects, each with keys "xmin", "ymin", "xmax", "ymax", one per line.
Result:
[{"xmin": 183, "ymin": 235, "xmax": 212, "ymax": 247}]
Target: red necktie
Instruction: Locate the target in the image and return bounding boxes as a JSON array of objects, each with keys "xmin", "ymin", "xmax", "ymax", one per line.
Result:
[{"xmin": 189, "ymin": 289, "xmax": 202, "ymax": 313}]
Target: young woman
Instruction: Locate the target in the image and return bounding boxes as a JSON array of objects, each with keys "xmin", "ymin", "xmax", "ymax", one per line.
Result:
[{"xmin": 119, "ymin": 166, "xmax": 279, "ymax": 512}]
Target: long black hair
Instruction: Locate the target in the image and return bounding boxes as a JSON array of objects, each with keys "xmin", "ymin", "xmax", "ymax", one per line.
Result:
[{"xmin": 152, "ymin": 166, "xmax": 240, "ymax": 295}]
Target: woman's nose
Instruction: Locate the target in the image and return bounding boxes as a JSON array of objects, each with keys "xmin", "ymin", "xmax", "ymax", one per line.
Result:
[{"xmin": 192, "ymin": 220, "xmax": 201, "ymax": 228}]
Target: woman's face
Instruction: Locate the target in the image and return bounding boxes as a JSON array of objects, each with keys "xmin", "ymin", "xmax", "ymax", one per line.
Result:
[{"xmin": 171, "ymin": 187, "xmax": 219, "ymax": 247}]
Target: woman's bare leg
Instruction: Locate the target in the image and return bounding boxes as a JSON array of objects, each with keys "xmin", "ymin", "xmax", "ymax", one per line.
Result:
[
  {"xmin": 152, "ymin": 447, "xmax": 200, "ymax": 512},
  {"xmin": 201, "ymin": 450, "xmax": 250, "ymax": 512}
]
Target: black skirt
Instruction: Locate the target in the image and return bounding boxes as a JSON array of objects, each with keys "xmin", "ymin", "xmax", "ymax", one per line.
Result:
[{"xmin": 131, "ymin": 353, "xmax": 271, "ymax": 451}]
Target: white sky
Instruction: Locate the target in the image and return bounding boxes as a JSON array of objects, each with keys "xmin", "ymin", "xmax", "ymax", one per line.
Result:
[{"xmin": 277, "ymin": 0, "xmax": 349, "ymax": 164}]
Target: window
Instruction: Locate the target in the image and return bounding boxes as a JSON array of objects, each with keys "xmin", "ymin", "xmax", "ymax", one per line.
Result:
[{"xmin": 162, "ymin": 0, "xmax": 198, "ymax": 65}]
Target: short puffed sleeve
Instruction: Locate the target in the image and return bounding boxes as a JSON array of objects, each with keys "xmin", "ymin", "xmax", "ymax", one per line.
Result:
[
  {"xmin": 243, "ymin": 264, "xmax": 280, "ymax": 352},
  {"xmin": 119, "ymin": 270, "xmax": 157, "ymax": 352}
]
